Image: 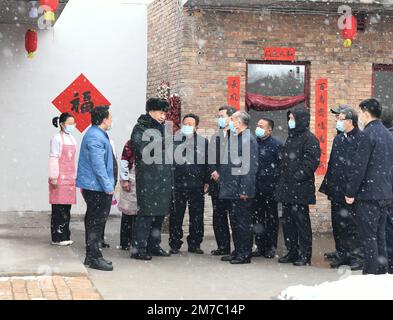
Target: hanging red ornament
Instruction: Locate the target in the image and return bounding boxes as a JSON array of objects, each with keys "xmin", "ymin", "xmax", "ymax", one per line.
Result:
[
  {"xmin": 342, "ymin": 15, "xmax": 357, "ymax": 47},
  {"xmin": 39, "ymin": 0, "xmax": 59, "ymax": 22},
  {"xmin": 25, "ymin": 29, "xmax": 38, "ymax": 59}
]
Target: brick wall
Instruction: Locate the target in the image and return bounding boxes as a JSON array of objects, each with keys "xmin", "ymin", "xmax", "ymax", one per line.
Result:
[
  {"xmin": 148, "ymin": 1, "xmax": 393, "ymax": 232},
  {"xmin": 147, "ymin": 0, "xmax": 184, "ymax": 97}
]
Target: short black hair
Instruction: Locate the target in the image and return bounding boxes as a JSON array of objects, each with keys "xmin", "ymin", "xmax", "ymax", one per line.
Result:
[
  {"xmin": 52, "ymin": 112, "xmax": 73, "ymax": 128},
  {"xmin": 91, "ymin": 106, "xmax": 110, "ymax": 126},
  {"xmin": 359, "ymin": 98, "xmax": 382, "ymax": 119},
  {"xmin": 259, "ymin": 117, "xmax": 275, "ymax": 130},
  {"xmin": 219, "ymin": 105, "xmax": 237, "ymax": 117},
  {"xmin": 183, "ymin": 113, "xmax": 200, "ymax": 126}
]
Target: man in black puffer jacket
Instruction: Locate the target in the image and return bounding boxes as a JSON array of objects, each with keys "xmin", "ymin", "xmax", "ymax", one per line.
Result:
[{"xmin": 275, "ymin": 108, "xmax": 321, "ymax": 266}]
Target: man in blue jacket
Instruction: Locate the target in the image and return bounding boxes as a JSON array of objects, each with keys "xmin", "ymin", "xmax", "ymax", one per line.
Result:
[
  {"xmin": 345, "ymin": 98, "xmax": 393, "ymax": 275},
  {"xmin": 77, "ymin": 106, "xmax": 115, "ymax": 271},
  {"xmin": 252, "ymin": 117, "xmax": 282, "ymax": 259},
  {"xmin": 219, "ymin": 111, "xmax": 259, "ymax": 264}
]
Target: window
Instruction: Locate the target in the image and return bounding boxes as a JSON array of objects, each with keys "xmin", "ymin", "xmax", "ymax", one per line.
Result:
[
  {"xmin": 246, "ymin": 61, "xmax": 310, "ymax": 143},
  {"xmin": 372, "ymin": 64, "xmax": 393, "ymax": 111}
]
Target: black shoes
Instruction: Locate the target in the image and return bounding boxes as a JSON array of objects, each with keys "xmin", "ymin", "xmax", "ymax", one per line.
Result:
[
  {"xmin": 84, "ymin": 257, "xmax": 112, "ymax": 266},
  {"xmin": 293, "ymin": 257, "xmax": 311, "ymax": 266},
  {"xmin": 230, "ymin": 257, "xmax": 251, "ymax": 265},
  {"xmin": 99, "ymin": 241, "xmax": 110, "ymax": 249},
  {"xmin": 264, "ymin": 249, "xmax": 276, "ymax": 259},
  {"xmin": 211, "ymin": 249, "xmax": 230, "ymax": 256},
  {"xmin": 324, "ymin": 251, "xmax": 339, "ymax": 261},
  {"xmin": 148, "ymin": 247, "xmax": 171, "ymax": 257},
  {"xmin": 188, "ymin": 247, "xmax": 204, "ymax": 254},
  {"xmin": 349, "ymin": 261, "xmax": 363, "ymax": 271},
  {"xmin": 170, "ymin": 248, "xmax": 180, "ymax": 254},
  {"xmin": 131, "ymin": 252, "xmax": 152, "ymax": 261},
  {"xmin": 85, "ymin": 257, "xmax": 113, "ymax": 271},
  {"xmin": 251, "ymin": 249, "xmax": 264, "ymax": 257},
  {"xmin": 221, "ymin": 255, "xmax": 235, "ymax": 262},
  {"xmin": 278, "ymin": 252, "xmax": 299, "ymax": 264},
  {"xmin": 329, "ymin": 257, "xmax": 351, "ymax": 269}
]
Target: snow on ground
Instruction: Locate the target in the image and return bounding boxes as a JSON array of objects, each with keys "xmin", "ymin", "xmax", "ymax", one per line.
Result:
[{"xmin": 278, "ymin": 274, "xmax": 393, "ymax": 300}]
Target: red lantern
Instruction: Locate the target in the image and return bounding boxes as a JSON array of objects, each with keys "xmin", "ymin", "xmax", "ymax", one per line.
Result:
[
  {"xmin": 342, "ymin": 15, "xmax": 357, "ymax": 47},
  {"xmin": 25, "ymin": 29, "xmax": 38, "ymax": 59},
  {"xmin": 39, "ymin": 0, "xmax": 59, "ymax": 21}
]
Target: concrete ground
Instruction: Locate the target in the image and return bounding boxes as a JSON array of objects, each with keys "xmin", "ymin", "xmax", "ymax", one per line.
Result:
[{"xmin": 0, "ymin": 212, "xmax": 362, "ymax": 300}]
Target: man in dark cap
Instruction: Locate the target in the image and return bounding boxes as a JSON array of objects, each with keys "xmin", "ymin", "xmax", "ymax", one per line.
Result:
[
  {"xmin": 130, "ymin": 98, "xmax": 173, "ymax": 260},
  {"xmin": 345, "ymin": 98, "xmax": 393, "ymax": 275},
  {"xmin": 322, "ymin": 104, "xmax": 351, "ymax": 261},
  {"xmin": 330, "ymin": 105, "xmax": 350, "ymax": 135},
  {"xmin": 320, "ymin": 107, "xmax": 364, "ymax": 270}
]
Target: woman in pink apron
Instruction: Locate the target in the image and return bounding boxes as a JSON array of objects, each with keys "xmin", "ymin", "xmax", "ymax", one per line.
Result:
[{"xmin": 49, "ymin": 112, "xmax": 77, "ymax": 246}]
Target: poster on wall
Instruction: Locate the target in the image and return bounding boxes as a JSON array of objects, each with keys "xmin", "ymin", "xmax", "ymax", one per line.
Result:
[
  {"xmin": 52, "ymin": 73, "xmax": 111, "ymax": 133},
  {"xmin": 315, "ymin": 78, "xmax": 328, "ymax": 175},
  {"xmin": 228, "ymin": 76, "xmax": 241, "ymax": 110}
]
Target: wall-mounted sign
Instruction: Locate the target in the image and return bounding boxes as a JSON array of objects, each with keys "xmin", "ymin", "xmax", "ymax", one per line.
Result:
[
  {"xmin": 52, "ymin": 74, "xmax": 111, "ymax": 132},
  {"xmin": 264, "ymin": 47, "xmax": 296, "ymax": 61}
]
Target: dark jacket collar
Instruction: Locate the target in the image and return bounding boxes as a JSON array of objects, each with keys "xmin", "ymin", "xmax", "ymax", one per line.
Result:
[
  {"xmin": 258, "ymin": 135, "xmax": 273, "ymax": 144},
  {"xmin": 345, "ymin": 126, "xmax": 360, "ymax": 137},
  {"xmin": 364, "ymin": 119, "xmax": 381, "ymax": 129}
]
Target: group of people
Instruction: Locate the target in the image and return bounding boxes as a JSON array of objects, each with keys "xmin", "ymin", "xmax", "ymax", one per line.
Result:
[{"xmin": 48, "ymin": 97, "xmax": 393, "ymax": 275}]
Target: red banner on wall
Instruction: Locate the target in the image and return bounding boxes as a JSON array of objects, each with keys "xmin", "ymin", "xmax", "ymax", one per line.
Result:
[
  {"xmin": 52, "ymin": 74, "xmax": 111, "ymax": 133},
  {"xmin": 228, "ymin": 76, "xmax": 240, "ymax": 110},
  {"xmin": 315, "ymin": 79, "xmax": 328, "ymax": 175},
  {"xmin": 264, "ymin": 47, "xmax": 296, "ymax": 61}
]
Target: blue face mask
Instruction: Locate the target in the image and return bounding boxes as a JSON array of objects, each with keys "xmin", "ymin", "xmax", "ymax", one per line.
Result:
[
  {"xmin": 336, "ymin": 120, "xmax": 344, "ymax": 132},
  {"xmin": 181, "ymin": 125, "xmax": 194, "ymax": 136},
  {"xmin": 218, "ymin": 117, "xmax": 227, "ymax": 129},
  {"xmin": 64, "ymin": 125, "xmax": 76, "ymax": 134},
  {"xmin": 288, "ymin": 119, "xmax": 296, "ymax": 130},
  {"xmin": 255, "ymin": 127, "xmax": 265, "ymax": 138},
  {"xmin": 229, "ymin": 120, "xmax": 237, "ymax": 133}
]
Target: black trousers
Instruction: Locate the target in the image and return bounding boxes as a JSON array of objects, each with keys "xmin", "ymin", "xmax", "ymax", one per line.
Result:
[
  {"xmin": 356, "ymin": 200, "xmax": 388, "ymax": 275},
  {"xmin": 227, "ymin": 199, "xmax": 253, "ymax": 260},
  {"xmin": 253, "ymin": 193, "xmax": 279, "ymax": 252},
  {"xmin": 101, "ymin": 207, "xmax": 111, "ymax": 244},
  {"xmin": 82, "ymin": 190, "xmax": 112, "ymax": 259},
  {"xmin": 169, "ymin": 188, "xmax": 204, "ymax": 250},
  {"xmin": 386, "ymin": 207, "xmax": 393, "ymax": 274},
  {"xmin": 331, "ymin": 201, "xmax": 363, "ymax": 262},
  {"xmin": 131, "ymin": 215, "xmax": 165, "ymax": 253},
  {"xmin": 282, "ymin": 203, "xmax": 312, "ymax": 260},
  {"xmin": 212, "ymin": 196, "xmax": 232, "ymax": 252},
  {"xmin": 120, "ymin": 214, "xmax": 135, "ymax": 248},
  {"xmin": 51, "ymin": 204, "xmax": 71, "ymax": 242}
]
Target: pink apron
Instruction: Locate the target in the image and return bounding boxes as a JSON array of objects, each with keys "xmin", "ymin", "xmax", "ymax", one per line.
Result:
[{"xmin": 49, "ymin": 133, "xmax": 77, "ymax": 205}]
